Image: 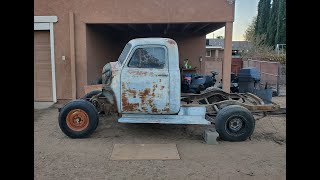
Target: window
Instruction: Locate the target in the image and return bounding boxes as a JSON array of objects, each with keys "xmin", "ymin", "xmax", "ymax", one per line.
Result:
[
  {"xmin": 118, "ymin": 43, "xmax": 132, "ymax": 65},
  {"xmin": 128, "ymin": 47, "xmax": 166, "ymax": 68},
  {"xmin": 206, "ymin": 50, "xmax": 211, "ymax": 57},
  {"xmin": 232, "ymin": 50, "xmax": 239, "ymax": 56}
]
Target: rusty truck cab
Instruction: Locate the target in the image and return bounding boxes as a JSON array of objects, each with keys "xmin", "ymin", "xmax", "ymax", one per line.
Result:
[{"xmin": 102, "ymin": 38, "xmax": 181, "ymax": 115}]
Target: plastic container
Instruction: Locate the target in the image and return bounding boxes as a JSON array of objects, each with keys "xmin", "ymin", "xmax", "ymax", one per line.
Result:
[
  {"xmin": 254, "ymin": 88, "xmax": 273, "ymax": 104},
  {"xmin": 238, "ymin": 67, "xmax": 261, "ymax": 93},
  {"xmin": 237, "ymin": 67, "xmax": 260, "ymax": 82}
]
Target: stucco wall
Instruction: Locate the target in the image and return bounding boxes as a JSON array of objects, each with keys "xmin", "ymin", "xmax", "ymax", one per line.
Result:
[
  {"xmin": 34, "ymin": 0, "xmax": 235, "ymax": 99},
  {"xmin": 86, "ymin": 26, "xmax": 123, "ymax": 85},
  {"xmin": 174, "ymin": 35, "xmax": 206, "ymax": 72}
]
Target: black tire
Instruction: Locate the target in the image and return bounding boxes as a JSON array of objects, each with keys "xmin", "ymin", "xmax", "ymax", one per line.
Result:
[
  {"xmin": 58, "ymin": 99, "xmax": 99, "ymax": 138},
  {"xmin": 215, "ymin": 105, "xmax": 255, "ymax": 141}
]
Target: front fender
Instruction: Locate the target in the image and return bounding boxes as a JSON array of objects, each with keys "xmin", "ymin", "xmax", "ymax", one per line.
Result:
[{"xmin": 102, "ymin": 86, "xmax": 118, "ymax": 113}]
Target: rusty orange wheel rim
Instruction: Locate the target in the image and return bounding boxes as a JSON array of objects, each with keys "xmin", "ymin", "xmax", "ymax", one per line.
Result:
[{"xmin": 66, "ymin": 109, "xmax": 89, "ymax": 131}]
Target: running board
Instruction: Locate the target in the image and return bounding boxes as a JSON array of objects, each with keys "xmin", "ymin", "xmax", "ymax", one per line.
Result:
[{"xmin": 119, "ymin": 106, "xmax": 211, "ymax": 125}]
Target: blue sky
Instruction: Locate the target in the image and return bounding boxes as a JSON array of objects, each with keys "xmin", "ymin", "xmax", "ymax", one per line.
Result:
[{"xmin": 206, "ymin": 0, "xmax": 260, "ymax": 40}]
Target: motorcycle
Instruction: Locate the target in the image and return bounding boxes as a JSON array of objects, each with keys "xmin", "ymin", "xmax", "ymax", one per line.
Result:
[
  {"xmin": 181, "ymin": 71, "xmax": 239, "ymax": 94},
  {"xmin": 181, "ymin": 71, "xmax": 218, "ymax": 94}
]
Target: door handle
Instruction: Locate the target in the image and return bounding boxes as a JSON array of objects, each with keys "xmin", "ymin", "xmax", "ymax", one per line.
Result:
[{"xmin": 158, "ymin": 74, "xmax": 168, "ymax": 77}]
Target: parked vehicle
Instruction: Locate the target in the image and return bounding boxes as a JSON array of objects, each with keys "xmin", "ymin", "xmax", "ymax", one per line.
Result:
[
  {"xmin": 217, "ymin": 72, "xmax": 239, "ymax": 93},
  {"xmin": 181, "ymin": 71, "xmax": 218, "ymax": 94},
  {"xmin": 182, "ymin": 71, "xmax": 239, "ymax": 94},
  {"xmin": 58, "ymin": 38, "xmax": 280, "ymax": 141}
]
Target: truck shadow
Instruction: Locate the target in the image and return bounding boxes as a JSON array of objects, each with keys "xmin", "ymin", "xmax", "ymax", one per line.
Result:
[{"xmin": 92, "ymin": 114, "xmax": 211, "ymax": 142}]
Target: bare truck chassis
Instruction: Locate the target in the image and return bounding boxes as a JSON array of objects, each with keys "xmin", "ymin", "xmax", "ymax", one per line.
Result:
[
  {"xmin": 89, "ymin": 87, "xmax": 281, "ymax": 123},
  {"xmin": 58, "ymin": 38, "xmax": 283, "ymax": 142}
]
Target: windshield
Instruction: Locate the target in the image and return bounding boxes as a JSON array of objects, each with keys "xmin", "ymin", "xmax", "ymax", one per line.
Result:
[{"xmin": 118, "ymin": 43, "xmax": 132, "ymax": 65}]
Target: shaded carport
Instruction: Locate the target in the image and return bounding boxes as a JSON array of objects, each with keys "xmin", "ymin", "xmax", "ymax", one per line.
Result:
[{"xmin": 85, "ymin": 22, "xmax": 233, "ymax": 92}]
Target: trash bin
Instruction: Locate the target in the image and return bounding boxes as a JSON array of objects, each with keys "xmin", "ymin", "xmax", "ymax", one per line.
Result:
[
  {"xmin": 237, "ymin": 67, "xmax": 260, "ymax": 93},
  {"xmin": 254, "ymin": 88, "xmax": 273, "ymax": 104}
]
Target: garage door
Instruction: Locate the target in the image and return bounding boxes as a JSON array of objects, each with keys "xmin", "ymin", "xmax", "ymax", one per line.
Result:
[{"xmin": 34, "ymin": 31, "xmax": 53, "ymax": 101}]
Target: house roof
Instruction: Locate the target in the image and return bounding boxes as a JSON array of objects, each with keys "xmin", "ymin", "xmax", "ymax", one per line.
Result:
[
  {"xmin": 205, "ymin": 45, "xmax": 223, "ymax": 49},
  {"xmin": 206, "ymin": 39, "xmax": 251, "ymax": 50}
]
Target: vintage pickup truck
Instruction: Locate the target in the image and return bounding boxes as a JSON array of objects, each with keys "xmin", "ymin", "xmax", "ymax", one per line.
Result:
[{"xmin": 58, "ymin": 38, "xmax": 280, "ymax": 141}]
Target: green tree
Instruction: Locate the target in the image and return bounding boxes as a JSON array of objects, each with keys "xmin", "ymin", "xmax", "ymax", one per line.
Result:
[
  {"xmin": 242, "ymin": 0, "xmax": 286, "ymax": 63},
  {"xmin": 266, "ymin": 0, "xmax": 286, "ymax": 47},
  {"xmin": 266, "ymin": 0, "xmax": 278, "ymax": 47},
  {"xmin": 277, "ymin": 0, "xmax": 286, "ymax": 44},
  {"xmin": 244, "ymin": 16, "xmax": 257, "ymax": 41},
  {"xmin": 255, "ymin": 0, "xmax": 271, "ymax": 39}
]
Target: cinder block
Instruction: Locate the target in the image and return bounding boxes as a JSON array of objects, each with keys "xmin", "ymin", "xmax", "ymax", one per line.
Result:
[{"xmin": 203, "ymin": 128, "xmax": 219, "ymax": 145}]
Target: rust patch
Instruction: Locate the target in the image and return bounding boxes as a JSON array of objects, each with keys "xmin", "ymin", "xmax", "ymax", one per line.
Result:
[
  {"xmin": 141, "ymin": 98, "xmax": 145, "ymax": 105},
  {"xmin": 122, "ymin": 93, "xmax": 139, "ymax": 111},
  {"xmin": 167, "ymin": 39, "xmax": 176, "ymax": 45},
  {"xmin": 163, "ymin": 107, "xmax": 170, "ymax": 112},
  {"xmin": 151, "ymin": 84, "xmax": 157, "ymax": 97},
  {"xmin": 153, "ymin": 84, "xmax": 158, "ymax": 88},
  {"xmin": 127, "ymin": 89, "xmax": 137, "ymax": 98},
  {"xmin": 162, "ymin": 103, "xmax": 170, "ymax": 112},
  {"xmin": 139, "ymin": 88, "xmax": 151, "ymax": 108},
  {"xmin": 141, "ymin": 106, "xmax": 148, "ymax": 111},
  {"xmin": 139, "ymin": 88, "xmax": 151, "ymax": 98},
  {"xmin": 148, "ymin": 98, "xmax": 154, "ymax": 106},
  {"xmin": 122, "ymin": 83, "xmax": 139, "ymax": 111},
  {"xmin": 148, "ymin": 98, "xmax": 159, "ymax": 113}
]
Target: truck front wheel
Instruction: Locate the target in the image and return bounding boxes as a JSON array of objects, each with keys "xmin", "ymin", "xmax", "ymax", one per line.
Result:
[
  {"xmin": 58, "ymin": 99, "xmax": 99, "ymax": 138},
  {"xmin": 215, "ymin": 105, "xmax": 255, "ymax": 141}
]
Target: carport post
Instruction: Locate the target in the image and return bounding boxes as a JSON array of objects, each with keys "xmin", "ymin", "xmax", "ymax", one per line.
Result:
[
  {"xmin": 222, "ymin": 22, "xmax": 233, "ymax": 93},
  {"xmin": 69, "ymin": 12, "xmax": 77, "ymax": 99}
]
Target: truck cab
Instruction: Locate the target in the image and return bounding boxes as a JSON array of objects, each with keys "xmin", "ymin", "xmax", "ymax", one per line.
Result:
[{"xmin": 102, "ymin": 38, "xmax": 181, "ymax": 115}]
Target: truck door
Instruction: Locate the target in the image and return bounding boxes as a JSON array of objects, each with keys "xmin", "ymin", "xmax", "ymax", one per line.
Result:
[{"xmin": 121, "ymin": 45, "xmax": 170, "ymax": 114}]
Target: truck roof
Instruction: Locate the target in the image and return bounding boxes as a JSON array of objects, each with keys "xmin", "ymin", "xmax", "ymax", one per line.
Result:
[
  {"xmin": 126, "ymin": 37, "xmax": 179, "ymax": 71},
  {"xmin": 128, "ymin": 38, "xmax": 177, "ymax": 47}
]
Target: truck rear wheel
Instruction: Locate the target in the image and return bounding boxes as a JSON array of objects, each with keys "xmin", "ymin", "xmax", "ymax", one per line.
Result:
[
  {"xmin": 58, "ymin": 99, "xmax": 99, "ymax": 138},
  {"xmin": 215, "ymin": 105, "xmax": 255, "ymax": 141}
]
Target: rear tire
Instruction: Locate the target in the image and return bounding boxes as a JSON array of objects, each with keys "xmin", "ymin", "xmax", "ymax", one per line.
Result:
[
  {"xmin": 215, "ymin": 105, "xmax": 255, "ymax": 141},
  {"xmin": 58, "ymin": 99, "xmax": 99, "ymax": 138}
]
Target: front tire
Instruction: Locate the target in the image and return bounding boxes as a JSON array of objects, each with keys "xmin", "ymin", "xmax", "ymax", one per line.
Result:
[
  {"xmin": 58, "ymin": 99, "xmax": 99, "ymax": 138},
  {"xmin": 215, "ymin": 105, "xmax": 255, "ymax": 141}
]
